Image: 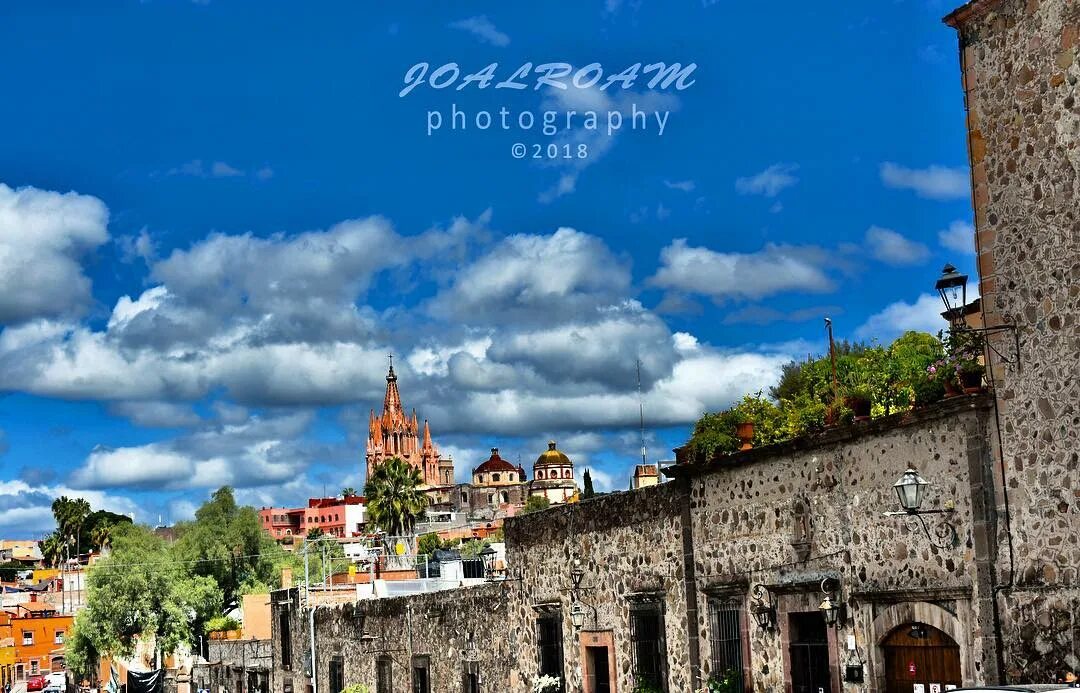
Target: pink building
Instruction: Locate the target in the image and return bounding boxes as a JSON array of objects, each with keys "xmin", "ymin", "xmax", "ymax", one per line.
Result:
[{"xmin": 259, "ymin": 496, "xmax": 367, "ymax": 541}]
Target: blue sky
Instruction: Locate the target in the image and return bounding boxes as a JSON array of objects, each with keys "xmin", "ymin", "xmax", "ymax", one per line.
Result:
[{"xmin": 0, "ymin": 0, "xmax": 978, "ymax": 537}]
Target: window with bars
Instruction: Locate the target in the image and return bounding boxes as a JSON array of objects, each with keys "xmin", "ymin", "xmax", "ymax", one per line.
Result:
[
  {"xmin": 630, "ymin": 602, "xmax": 667, "ymax": 691},
  {"xmin": 328, "ymin": 656, "xmax": 344, "ymax": 693},
  {"xmin": 536, "ymin": 612, "xmax": 564, "ymax": 688},
  {"xmin": 412, "ymin": 656, "xmax": 430, "ymax": 693},
  {"xmin": 376, "ymin": 657, "xmax": 393, "ymax": 693},
  {"xmin": 708, "ymin": 597, "xmax": 747, "ymax": 691},
  {"xmin": 462, "ymin": 662, "xmax": 480, "ymax": 693}
]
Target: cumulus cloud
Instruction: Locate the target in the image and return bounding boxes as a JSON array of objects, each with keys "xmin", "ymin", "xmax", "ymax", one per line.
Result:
[
  {"xmin": 449, "ymin": 15, "xmax": 510, "ymax": 46},
  {"xmin": 864, "ymin": 226, "xmax": 930, "ymax": 266},
  {"xmin": 650, "ymin": 239, "xmax": 835, "ymax": 301},
  {"xmin": 938, "ymin": 220, "xmax": 976, "ymax": 254},
  {"xmin": 71, "ymin": 412, "xmax": 319, "ymax": 490},
  {"xmin": 0, "ymin": 479, "xmax": 140, "ymax": 536},
  {"xmin": 880, "ymin": 163, "xmax": 970, "ymax": 200},
  {"xmin": 855, "ymin": 293, "xmax": 947, "ymax": 340},
  {"xmin": 0, "ymin": 183, "xmax": 109, "ymax": 324},
  {"xmin": 429, "ymin": 227, "xmax": 631, "ymax": 324},
  {"xmin": 735, "ymin": 163, "xmax": 799, "ymax": 197}
]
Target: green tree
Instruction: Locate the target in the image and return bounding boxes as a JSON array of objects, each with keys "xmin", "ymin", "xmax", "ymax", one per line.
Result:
[
  {"xmin": 582, "ymin": 469, "xmax": 595, "ymax": 499},
  {"xmin": 40, "ymin": 532, "xmax": 64, "ymax": 568},
  {"xmin": 521, "ymin": 495, "xmax": 550, "ymax": 514},
  {"xmin": 341, "ymin": 487, "xmax": 357, "ymax": 498},
  {"xmin": 69, "ymin": 523, "xmax": 222, "ymax": 665},
  {"xmin": 0, "ymin": 561, "xmax": 25, "ymax": 581},
  {"xmin": 364, "ymin": 457, "xmax": 427, "ymax": 537},
  {"xmin": 51, "ymin": 496, "xmax": 91, "ymax": 561},
  {"xmin": 172, "ymin": 486, "xmax": 281, "ymax": 610},
  {"xmin": 417, "ymin": 532, "xmax": 445, "ymax": 557}
]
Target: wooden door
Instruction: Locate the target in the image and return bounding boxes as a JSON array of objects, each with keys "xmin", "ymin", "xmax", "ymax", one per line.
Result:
[{"xmin": 883, "ymin": 623, "xmax": 961, "ymax": 693}]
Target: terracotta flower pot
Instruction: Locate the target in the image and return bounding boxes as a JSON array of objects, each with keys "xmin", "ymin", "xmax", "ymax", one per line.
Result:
[
  {"xmin": 943, "ymin": 379, "xmax": 962, "ymax": 398},
  {"xmin": 735, "ymin": 421, "xmax": 754, "ymax": 451}
]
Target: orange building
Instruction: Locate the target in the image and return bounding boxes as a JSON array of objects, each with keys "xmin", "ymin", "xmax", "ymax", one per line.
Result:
[{"xmin": 1, "ymin": 601, "xmax": 73, "ymax": 680}]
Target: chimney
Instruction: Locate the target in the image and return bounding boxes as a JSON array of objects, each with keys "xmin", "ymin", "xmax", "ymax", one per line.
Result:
[
  {"xmin": 281, "ymin": 567, "xmax": 293, "ymax": 589},
  {"xmin": 30, "ymin": 592, "xmax": 37, "ymax": 602}
]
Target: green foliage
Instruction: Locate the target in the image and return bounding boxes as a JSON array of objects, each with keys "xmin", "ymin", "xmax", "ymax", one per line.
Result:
[
  {"xmin": 688, "ymin": 332, "xmax": 947, "ymax": 459},
  {"xmin": 0, "ymin": 560, "xmax": 25, "ymax": 581},
  {"xmin": 306, "ymin": 527, "xmax": 325, "ymax": 540},
  {"xmin": 341, "ymin": 487, "xmax": 357, "ymax": 498},
  {"xmin": 72, "ymin": 523, "xmax": 223, "ymax": 662},
  {"xmin": 699, "ymin": 671, "xmax": 740, "ymax": 693},
  {"xmin": 204, "ymin": 615, "xmax": 241, "ymax": 633},
  {"xmin": 582, "ymin": 469, "xmax": 595, "ymax": 498},
  {"xmin": 631, "ymin": 676, "xmax": 664, "ymax": 693},
  {"xmin": 363, "ymin": 457, "xmax": 427, "ymax": 537},
  {"xmin": 417, "ymin": 532, "xmax": 446, "ymax": 557},
  {"xmin": 521, "ymin": 495, "xmax": 550, "ymax": 514},
  {"xmin": 341, "ymin": 685, "xmax": 371, "ymax": 693},
  {"xmin": 457, "ymin": 538, "xmax": 490, "ymax": 558},
  {"xmin": 173, "ymin": 487, "xmax": 282, "ymax": 609}
]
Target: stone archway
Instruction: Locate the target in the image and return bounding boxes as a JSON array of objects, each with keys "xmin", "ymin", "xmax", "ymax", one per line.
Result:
[{"xmin": 868, "ymin": 602, "xmax": 967, "ymax": 693}]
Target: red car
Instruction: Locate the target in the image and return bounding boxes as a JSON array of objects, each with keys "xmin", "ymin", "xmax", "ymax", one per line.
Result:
[{"xmin": 27, "ymin": 676, "xmax": 48, "ymax": 691}]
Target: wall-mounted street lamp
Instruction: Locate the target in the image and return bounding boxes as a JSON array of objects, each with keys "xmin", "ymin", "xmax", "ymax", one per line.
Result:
[
  {"xmin": 884, "ymin": 468, "xmax": 958, "ymax": 549},
  {"xmin": 750, "ymin": 584, "xmax": 776, "ymax": 632},
  {"xmin": 934, "ymin": 263, "xmax": 1022, "ymax": 369},
  {"xmin": 568, "ymin": 556, "xmax": 598, "ymax": 631},
  {"xmin": 479, "ymin": 545, "xmax": 498, "ymax": 579},
  {"xmin": 817, "ymin": 578, "xmax": 845, "ymax": 628}
]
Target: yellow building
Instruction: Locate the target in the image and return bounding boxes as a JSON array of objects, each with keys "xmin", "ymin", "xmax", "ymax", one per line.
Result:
[{"xmin": 1, "ymin": 635, "xmax": 15, "ymax": 689}]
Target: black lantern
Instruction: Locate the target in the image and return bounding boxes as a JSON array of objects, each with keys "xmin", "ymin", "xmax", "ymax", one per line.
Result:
[
  {"xmin": 818, "ymin": 578, "xmax": 845, "ymax": 628},
  {"xmin": 935, "ymin": 263, "xmax": 969, "ymax": 324},
  {"xmin": 479, "ymin": 545, "xmax": 497, "ymax": 579},
  {"xmin": 750, "ymin": 584, "xmax": 777, "ymax": 632},
  {"xmin": 893, "ymin": 468, "xmax": 929, "ymax": 513}
]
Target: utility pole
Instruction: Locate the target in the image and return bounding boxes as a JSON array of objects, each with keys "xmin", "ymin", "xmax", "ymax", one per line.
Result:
[
  {"xmin": 637, "ymin": 359, "xmax": 647, "ymax": 467},
  {"xmin": 825, "ymin": 318, "xmax": 840, "ymax": 408}
]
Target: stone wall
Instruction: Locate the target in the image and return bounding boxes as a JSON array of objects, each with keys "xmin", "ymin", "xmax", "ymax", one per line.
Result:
[
  {"xmin": 947, "ymin": 0, "xmax": 1080, "ymax": 680},
  {"xmin": 682, "ymin": 397, "xmax": 1000, "ymax": 690}
]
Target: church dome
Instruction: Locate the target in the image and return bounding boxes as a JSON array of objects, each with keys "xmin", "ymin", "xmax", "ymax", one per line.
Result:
[
  {"xmin": 535, "ymin": 441, "xmax": 572, "ymax": 467},
  {"xmin": 473, "ymin": 448, "xmax": 518, "ymax": 475}
]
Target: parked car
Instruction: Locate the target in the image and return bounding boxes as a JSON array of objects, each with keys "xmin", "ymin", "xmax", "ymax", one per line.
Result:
[{"xmin": 26, "ymin": 676, "xmax": 48, "ymax": 691}]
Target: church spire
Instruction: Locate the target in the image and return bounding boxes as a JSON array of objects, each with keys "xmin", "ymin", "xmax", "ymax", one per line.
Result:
[
  {"xmin": 383, "ymin": 354, "xmax": 402, "ymax": 415},
  {"xmin": 422, "ymin": 419, "xmax": 433, "ymax": 450}
]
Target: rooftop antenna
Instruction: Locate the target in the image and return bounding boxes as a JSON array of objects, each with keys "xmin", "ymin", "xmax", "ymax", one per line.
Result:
[{"xmin": 637, "ymin": 358, "xmax": 647, "ymax": 467}]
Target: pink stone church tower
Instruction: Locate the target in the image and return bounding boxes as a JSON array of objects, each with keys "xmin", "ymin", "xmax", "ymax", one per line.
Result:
[{"xmin": 365, "ymin": 357, "xmax": 452, "ymax": 488}]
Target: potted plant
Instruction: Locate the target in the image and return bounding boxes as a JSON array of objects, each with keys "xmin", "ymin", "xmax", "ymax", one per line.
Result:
[
  {"xmin": 942, "ymin": 328, "xmax": 986, "ymax": 394},
  {"xmin": 911, "ymin": 375, "xmax": 945, "ymax": 408},
  {"xmin": 532, "ymin": 675, "xmax": 561, "ymax": 693},
  {"xmin": 735, "ymin": 420, "xmax": 754, "ymax": 450},
  {"xmin": 927, "ymin": 359, "xmax": 961, "ymax": 398}
]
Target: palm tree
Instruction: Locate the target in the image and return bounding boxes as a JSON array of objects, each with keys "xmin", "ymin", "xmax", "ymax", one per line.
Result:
[
  {"xmin": 90, "ymin": 521, "xmax": 114, "ymax": 552},
  {"xmin": 40, "ymin": 532, "xmax": 64, "ymax": 568},
  {"xmin": 363, "ymin": 457, "xmax": 427, "ymax": 538},
  {"xmin": 71, "ymin": 498, "xmax": 91, "ymax": 559},
  {"xmin": 341, "ymin": 487, "xmax": 356, "ymax": 498}
]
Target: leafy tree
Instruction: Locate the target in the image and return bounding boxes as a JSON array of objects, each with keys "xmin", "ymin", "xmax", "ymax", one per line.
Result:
[
  {"xmin": 172, "ymin": 486, "xmax": 281, "ymax": 611},
  {"xmin": 70, "ymin": 523, "xmax": 222, "ymax": 665},
  {"xmin": 341, "ymin": 487, "xmax": 357, "ymax": 498},
  {"xmin": 40, "ymin": 532, "xmax": 64, "ymax": 568},
  {"xmin": 582, "ymin": 470, "xmax": 595, "ymax": 499},
  {"xmin": 521, "ymin": 495, "xmax": 550, "ymax": 514},
  {"xmin": 0, "ymin": 561, "xmax": 25, "ymax": 581},
  {"xmin": 364, "ymin": 457, "xmax": 427, "ymax": 537},
  {"xmin": 306, "ymin": 527, "xmax": 325, "ymax": 540},
  {"xmin": 51, "ymin": 496, "xmax": 91, "ymax": 561},
  {"xmin": 417, "ymin": 532, "xmax": 445, "ymax": 557}
]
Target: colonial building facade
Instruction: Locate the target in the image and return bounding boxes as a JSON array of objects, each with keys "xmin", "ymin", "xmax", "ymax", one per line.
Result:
[{"xmin": 365, "ymin": 360, "xmax": 454, "ymax": 490}]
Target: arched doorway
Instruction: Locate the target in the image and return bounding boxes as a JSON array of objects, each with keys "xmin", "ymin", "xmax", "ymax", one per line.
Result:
[{"xmin": 882, "ymin": 623, "xmax": 961, "ymax": 693}]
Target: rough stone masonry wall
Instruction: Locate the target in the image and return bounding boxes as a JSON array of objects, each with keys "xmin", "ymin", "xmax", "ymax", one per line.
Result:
[
  {"xmin": 686, "ymin": 399, "xmax": 1000, "ymax": 691},
  {"xmin": 950, "ymin": 0, "xmax": 1080, "ymax": 681},
  {"xmin": 504, "ymin": 482, "xmax": 691, "ymax": 692}
]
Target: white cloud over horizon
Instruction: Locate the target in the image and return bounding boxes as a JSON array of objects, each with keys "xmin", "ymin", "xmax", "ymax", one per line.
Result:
[{"xmin": 880, "ymin": 162, "xmax": 970, "ymax": 200}]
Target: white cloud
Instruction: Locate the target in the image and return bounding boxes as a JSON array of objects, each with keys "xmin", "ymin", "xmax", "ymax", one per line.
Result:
[
  {"xmin": 0, "ymin": 479, "xmax": 140, "ymax": 536},
  {"xmin": 735, "ymin": 163, "xmax": 799, "ymax": 197},
  {"xmin": 0, "ymin": 183, "xmax": 109, "ymax": 323},
  {"xmin": 449, "ymin": 16, "xmax": 510, "ymax": 47},
  {"xmin": 109, "ymin": 401, "xmax": 202, "ymax": 428},
  {"xmin": 938, "ymin": 220, "xmax": 976, "ymax": 254},
  {"xmin": 864, "ymin": 226, "xmax": 930, "ymax": 265},
  {"xmin": 210, "ymin": 161, "xmax": 243, "ymax": 177},
  {"xmin": 650, "ymin": 238, "xmax": 834, "ymax": 301},
  {"xmin": 664, "ymin": 180, "xmax": 695, "ymax": 192},
  {"xmin": 168, "ymin": 160, "xmax": 249, "ymax": 178},
  {"xmin": 880, "ymin": 162, "xmax": 969, "ymax": 200},
  {"xmin": 855, "ymin": 293, "xmax": 947, "ymax": 340},
  {"xmin": 538, "ymin": 173, "xmax": 578, "ymax": 203}
]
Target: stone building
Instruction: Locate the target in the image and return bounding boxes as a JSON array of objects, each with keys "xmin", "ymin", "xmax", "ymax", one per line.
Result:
[
  {"xmin": 451, "ymin": 449, "xmax": 531, "ymax": 518},
  {"xmin": 365, "ymin": 360, "xmax": 454, "ymax": 491},
  {"xmin": 266, "ymin": 1, "xmax": 1080, "ymax": 690},
  {"xmin": 529, "ymin": 441, "xmax": 578, "ymax": 505},
  {"xmin": 945, "ymin": 0, "xmax": 1080, "ymax": 681},
  {"xmin": 631, "ymin": 463, "xmax": 660, "ymax": 490}
]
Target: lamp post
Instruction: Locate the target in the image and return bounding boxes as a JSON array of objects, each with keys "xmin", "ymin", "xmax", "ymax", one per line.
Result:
[
  {"xmin": 884, "ymin": 468, "xmax": 958, "ymax": 549},
  {"xmin": 479, "ymin": 545, "xmax": 497, "ymax": 580},
  {"xmin": 750, "ymin": 584, "xmax": 777, "ymax": 632},
  {"xmin": 817, "ymin": 578, "xmax": 844, "ymax": 628},
  {"xmin": 935, "ymin": 264, "xmax": 969, "ymax": 327}
]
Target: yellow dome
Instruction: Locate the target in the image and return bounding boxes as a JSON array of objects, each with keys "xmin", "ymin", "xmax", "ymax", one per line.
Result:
[{"xmin": 535, "ymin": 440, "xmax": 572, "ymax": 467}]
